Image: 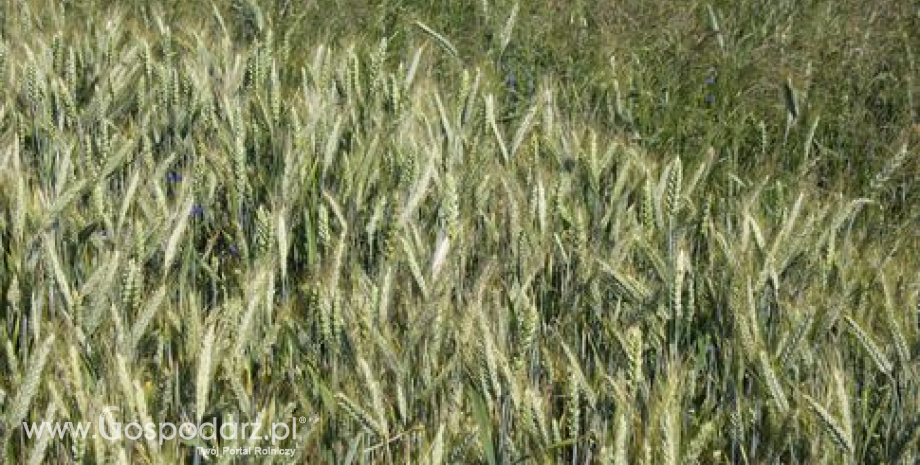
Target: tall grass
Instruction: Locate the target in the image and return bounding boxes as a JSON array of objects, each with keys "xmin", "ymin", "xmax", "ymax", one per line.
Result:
[{"xmin": 0, "ymin": 0, "xmax": 918, "ymax": 463}]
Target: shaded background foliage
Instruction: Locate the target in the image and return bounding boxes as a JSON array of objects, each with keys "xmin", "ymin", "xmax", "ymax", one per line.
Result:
[{"xmin": 63, "ymin": 0, "xmax": 918, "ymax": 216}]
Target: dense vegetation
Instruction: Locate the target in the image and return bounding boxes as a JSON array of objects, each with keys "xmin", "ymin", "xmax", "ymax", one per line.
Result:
[{"xmin": 0, "ymin": 0, "xmax": 918, "ymax": 463}]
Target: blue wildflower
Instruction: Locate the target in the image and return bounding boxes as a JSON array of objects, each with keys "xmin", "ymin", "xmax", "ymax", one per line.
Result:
[
  {"xmin": 705, "ymin": 68, "xmax": 718, "ymax": 85},
  {"xmin": 166, "ymin": 171, "xmax": 182, "ymax": 183},
  {"xmin": 191, "ymin": 204, "xmax": 205, "ymax": 218},
  {"xmin": 506, "ymin": 73, "xmax": 517, "ymax": 91}
]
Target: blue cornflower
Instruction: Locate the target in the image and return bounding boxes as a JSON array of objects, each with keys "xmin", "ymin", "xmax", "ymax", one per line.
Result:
[
  {"xmin": 506, "ymin": 73, "xmax": 517, "ymax": 91},
  {"xmin": 705, "ymin": 68, "xmax": 718, "ymax": 85},
  {"xmin": 191, "ymin": 204, "xmax": 205, "ymax": 218},
  {"xmin": 166, "ymin": 171, "xmax": 182, "ymax": 183}
]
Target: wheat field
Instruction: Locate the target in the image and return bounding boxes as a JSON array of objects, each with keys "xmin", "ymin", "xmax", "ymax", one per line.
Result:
[{"xmin": 0, "ymin": 1, "xmax": 919, "ymax": 463}]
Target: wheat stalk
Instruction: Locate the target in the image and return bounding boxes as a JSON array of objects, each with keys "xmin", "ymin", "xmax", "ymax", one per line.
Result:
[
  {"xmin": 803, "ymin": 393, "xmax": 854, "ymax": 456},
  {"xmin": 27, "ymin": 401, "xmax": 56, "ymax": 465},
  {"xmin": 844, "ymin": 315, "xmax": 893, "ymax": 375},
  {"xmin": 759, "ymin": 351, "xmax": 790, "ymax": 413},
  {"xmin": 6, "ymin": 334, "xmax": 55, "ymax": 426},
  {"xmin": 197, "ymin": 324, "xmax": 216, "ymax": 423}
]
